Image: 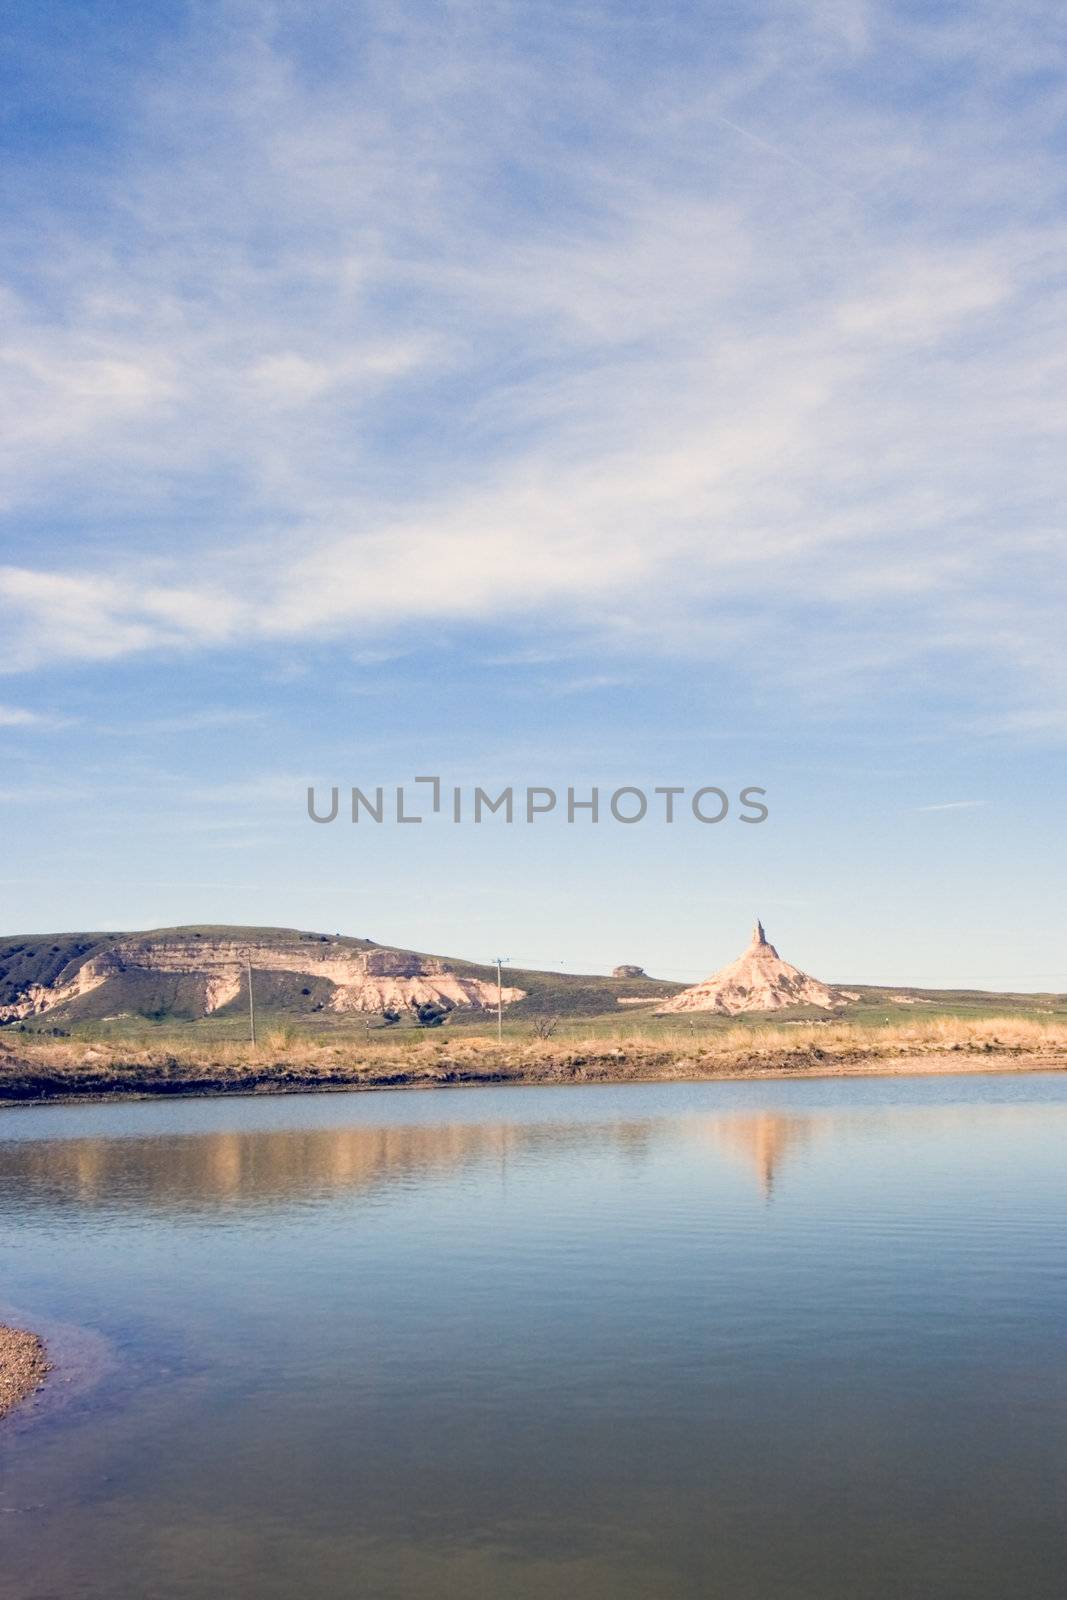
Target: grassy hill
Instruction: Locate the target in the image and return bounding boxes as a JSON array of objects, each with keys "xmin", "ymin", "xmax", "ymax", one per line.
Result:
[
  {"xmin": 0, "ymin": 924, "xmax": 682, "ymax": 1037},
  {"xmin": 2, "ymin": 925, "xmax": 1064, "ymax": 1045}
]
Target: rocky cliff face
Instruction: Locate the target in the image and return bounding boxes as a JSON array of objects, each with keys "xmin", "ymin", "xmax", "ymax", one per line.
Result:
[
  {"xmin": 0, "ymin": 934, "xmax": 524, "ymax": 1022},
  {"xmin": 658, "ymin": 921, "xmax": 846, "ymax": 1015}
]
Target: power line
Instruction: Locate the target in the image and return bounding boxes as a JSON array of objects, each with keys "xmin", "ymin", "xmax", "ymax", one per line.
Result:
[
  {"xmin": 495, "ymin": 953, "xmax": 1067, "ymax": 979},
  {"xmin": 493, "ymin": 957, "xmax": 510, "ymax": 1043},
  {"xmin": 245, "ymin": 950, "xmax": 256, "ymax": 1047}
]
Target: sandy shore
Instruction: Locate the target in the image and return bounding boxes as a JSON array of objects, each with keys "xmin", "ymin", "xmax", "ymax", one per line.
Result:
[
  {"xmin": 1, "ymin": 1042, "xmax": 1065, "ymax": 1104},
  {"xmin": 0, "ymin": 1325, "xmax": 50, "ymax": 1421}
]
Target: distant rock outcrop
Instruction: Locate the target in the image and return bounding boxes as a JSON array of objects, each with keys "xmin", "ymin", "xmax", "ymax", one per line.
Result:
[
  {"xmin": 612, "ymin": 964, "xmax": 646, "ymax": 979},
  {"xmin": 0, "ymin": 927, "xmax": 698, "ymax": 1028},
  {"xmin": 658, "ymin": 922, "xmax": 847, "ymax": 1015},
  {"xmin": 0, "ymin": 935, "xmax": 525, "ymax": 1023}
]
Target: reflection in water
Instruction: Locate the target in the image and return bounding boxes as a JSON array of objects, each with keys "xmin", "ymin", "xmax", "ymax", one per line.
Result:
[
  {"xmin": 2, "ymin": 1121, "xmax": 504, "ymax": 1210},
  {"xmin": 0, "ymin": 1112, "xmax": 833, "ymax": 1212},
  {"xmin": 706, "ymin": 1113, "xmax": 820, "ymax": 1197},
  {"xmin": 0, "ymin": 1106, "xmax": 999, "ymax": 1214},
  {"xmin": 0, "ymin": 1119, "xmax": 656, "ymax": 1211},
  {"xmin": 2, "ymin": 1079, "xmax": 1067, "ymax": 1600}
]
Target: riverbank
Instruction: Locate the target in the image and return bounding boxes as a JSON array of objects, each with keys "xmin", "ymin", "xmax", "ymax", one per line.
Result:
[
  {"xmin": 2, "ymin": 1021, "xmax": 1066, "ymax": 1103},
  {"xmin": 0, "ymin": 1325, "xmax": 50, "ymax": 1421}
]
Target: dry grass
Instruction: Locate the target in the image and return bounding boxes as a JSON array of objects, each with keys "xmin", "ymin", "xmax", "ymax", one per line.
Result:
[
  {"xmin": 1, "ymin": 1012, "xmax": 1066, "ymax": 1102},
  {"xmin": 665, "ymin": 1013, "xmax": 1067, "ymax": 1056}
]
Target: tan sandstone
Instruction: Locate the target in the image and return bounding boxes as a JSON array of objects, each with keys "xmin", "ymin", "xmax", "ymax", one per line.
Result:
[{"xmin": 658, "ymin": 921, "xmax": 846, "ymax": 1015}]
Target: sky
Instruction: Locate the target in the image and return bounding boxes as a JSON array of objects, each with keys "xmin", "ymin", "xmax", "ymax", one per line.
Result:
[{"xmin": 1, "ymin": 0, "xmax": 1065, "ymax": 988}]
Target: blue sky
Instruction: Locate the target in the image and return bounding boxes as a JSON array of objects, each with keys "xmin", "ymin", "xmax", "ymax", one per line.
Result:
[{"xmin": 1, "ymin": 0, "xmax": 1065, "ymax": 988}]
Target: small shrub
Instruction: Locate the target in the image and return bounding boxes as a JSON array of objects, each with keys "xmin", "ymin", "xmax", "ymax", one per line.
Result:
[{"xmin": 411, "ymin": 1000, "xmax": 448, "ymax": 1028}]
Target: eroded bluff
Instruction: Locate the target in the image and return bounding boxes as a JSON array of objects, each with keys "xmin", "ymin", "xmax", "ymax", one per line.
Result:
[{"xmin": 0, "ymin": 938, "xmax": 524, "ymax": 1021}]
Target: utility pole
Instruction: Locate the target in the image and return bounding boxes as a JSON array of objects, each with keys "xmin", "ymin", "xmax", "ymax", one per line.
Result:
[
  {"xmin": 245, "ymin": 952, "xmax": 256, "ymax": 1048},
  {"xmin": 494, "ymin": 957, "xmax": 509, "ymax": 1044}
]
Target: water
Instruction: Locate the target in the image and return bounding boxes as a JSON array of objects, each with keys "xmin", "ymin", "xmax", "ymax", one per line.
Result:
[{"xmin": 1, "ymin": 1073, "xmax": 1065, "ymax": 1600}]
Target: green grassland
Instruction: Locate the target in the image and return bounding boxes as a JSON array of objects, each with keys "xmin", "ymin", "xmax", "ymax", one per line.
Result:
[
  {"xmin": 3, "ymin": 923, "xmax": 1064, "ymax": 1051},
  {"xmin": 39, "ymin": 993, "xmax": 1066, "ymax": 1052}
]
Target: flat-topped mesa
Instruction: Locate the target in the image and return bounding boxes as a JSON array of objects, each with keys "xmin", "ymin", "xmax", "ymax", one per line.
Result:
[{"xmin": 658, "ymin": 923, "xmax": 847, "ymax": 1016}]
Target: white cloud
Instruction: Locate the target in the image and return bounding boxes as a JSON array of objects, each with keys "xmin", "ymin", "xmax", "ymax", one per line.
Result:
[
  {"xmin": 2, "ymin": 0, "xmax": 1066, "ymax": 732},
  {"xmin": 550, "ymin": 675, "xmax": 633, "ymax": 695},
  {"xmin": 99, "ymin": 709, "xmax": 267, "ymax": 736},
  {"xmin": 0, "ymin": 702, "xmax": 73, "ymax": 730},
  {"xmin": 914, "ymin": 801, "xmax": 986, "ymax": 813}
]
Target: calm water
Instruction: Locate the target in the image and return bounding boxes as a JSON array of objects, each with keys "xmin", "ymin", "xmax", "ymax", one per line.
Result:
[{"xmin": 1, "ymin": 1073, "xmax": 1065, "ymax": 1600}]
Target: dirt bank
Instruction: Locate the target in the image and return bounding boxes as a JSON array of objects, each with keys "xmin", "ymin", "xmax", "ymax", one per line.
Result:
[
  {"xmin": 0, "ymin": 1325, "xmax": 50, "ymax": 1421},
  {"xmin": 1, "ymin": 1039, "xmax": 1065, "ymax": 1104}
]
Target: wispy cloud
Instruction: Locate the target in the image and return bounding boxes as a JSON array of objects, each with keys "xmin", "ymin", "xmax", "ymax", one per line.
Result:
[
  {"xmin": 546, "ymin": 674, "xmax": 634, "ymax": 696},
  {"xmin": 2, "ymin": 0, "xmax": 1066, "ymax": 735},
  {"xmin": 99, "ymin": 708, "xmax": 267, "ymax": 736},
  {"xmin": 0, "ymin": 703, "xmax": 70, "ymax": 729},
  {"xmin": 914, "ymin": 800, "xmax": 986, "ymax": 813},
  {"xmin": 0, "ymin": 705, "xmax": 43, "ymax": 726}
]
